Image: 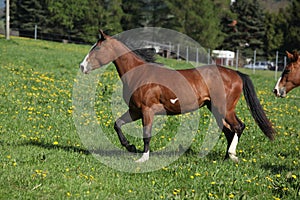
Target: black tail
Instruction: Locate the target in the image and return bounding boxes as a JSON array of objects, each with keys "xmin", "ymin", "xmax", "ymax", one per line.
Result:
[{"xmin": 237, "ymin": 71, "xmax": 275, "ymax": 140}]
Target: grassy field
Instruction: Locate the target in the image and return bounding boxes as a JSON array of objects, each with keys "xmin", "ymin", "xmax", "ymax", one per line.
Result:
[{"xmin": 0, "ymin": 35, "xmax": 299, "ymax": 199}]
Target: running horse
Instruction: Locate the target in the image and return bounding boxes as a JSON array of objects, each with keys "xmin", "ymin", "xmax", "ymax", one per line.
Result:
[
  {"xmin": 273, "ymin": 51, "xmax": 300, "ymax": 97},
  {"xmin": 80, "ymin": 30, "xmax": 275, "ymax": 163}
]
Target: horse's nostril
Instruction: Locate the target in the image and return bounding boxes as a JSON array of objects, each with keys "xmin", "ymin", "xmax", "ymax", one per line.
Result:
[{"xmin": 80, "ymin": 65, "xmax": 84, "ymax": 72}]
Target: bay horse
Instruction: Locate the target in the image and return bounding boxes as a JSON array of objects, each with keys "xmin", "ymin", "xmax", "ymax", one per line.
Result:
[
  {"xmin": 273, "ymin": 51, "xmax": 300, "ymax": 97},
  {"xmin": 80, "ymin": 30, "xmax": 275, "ymax": 163}
]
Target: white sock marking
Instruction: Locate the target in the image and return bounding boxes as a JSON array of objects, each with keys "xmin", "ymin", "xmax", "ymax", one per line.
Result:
[
  {"xmin": 228, "ymin": 133, "xmax": 239, "ymax": 163},
  {"xmin": 170, "ymin": 98, "xmax": 178, "ymax": 104},
  {"xmin": 135, "ymin": 151, "xmax": 150, "ymax": 163}
]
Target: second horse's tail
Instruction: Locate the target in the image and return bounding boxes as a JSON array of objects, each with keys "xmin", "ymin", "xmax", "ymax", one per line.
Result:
[{"xmin": 237, "ymin": 71, "xmax": 276, "ymax": 140}]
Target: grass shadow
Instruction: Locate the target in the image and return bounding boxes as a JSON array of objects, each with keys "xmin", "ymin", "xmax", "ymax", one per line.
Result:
[
  {"xmin": 260, "ymin": 163, "xmax": 294, "ymax": 174},
  {"xmin": 22, "ymin": 141, "xmax": 91, "ymax": 155}
]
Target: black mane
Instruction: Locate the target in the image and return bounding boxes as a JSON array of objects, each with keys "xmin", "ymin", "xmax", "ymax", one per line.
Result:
[
  {"xmin": 132, "ymin": 48, "xmax": 157, "ymax": 63},
  {"xmin": 113, "ymin": 34, "xmax": 157, "ymax": 63}
]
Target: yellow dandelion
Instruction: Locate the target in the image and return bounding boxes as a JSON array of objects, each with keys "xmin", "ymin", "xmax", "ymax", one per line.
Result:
[
  {"xmin": 276, "ymin": 174, "xmax": 281, "ymax": 178},
  {"xmin": 266, "ymin": 176, "xmax": 273, "ymax": 182},
  {"xmin": 53, "ymin": 141, "xmax": 58, "ymax": 145},
  {"xmin": 195, "ymin": 172, "xmax": 201, "ymax": 177}
]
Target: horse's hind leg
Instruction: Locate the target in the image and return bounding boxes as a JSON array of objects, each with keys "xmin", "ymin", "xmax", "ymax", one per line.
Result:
[
  {"xmin": 208, "ymin": 103, "xmax": 244, "ymax": 162},
  {"xmin": 223, "ymin": 112, "xmax": 245, "ymax": 162},
  {"xmin": 114, "ymin": 109, "xmax": 141, "ymax": 153}
]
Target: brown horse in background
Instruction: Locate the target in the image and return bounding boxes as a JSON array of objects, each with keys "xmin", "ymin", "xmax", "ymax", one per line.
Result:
[
  {"xmin": 80, "ymin": 30, "xmax": 275, "ymax": 163},
  {"xmin": 273, "ymin": 51, "xmax": 300, "ymax": 97}
]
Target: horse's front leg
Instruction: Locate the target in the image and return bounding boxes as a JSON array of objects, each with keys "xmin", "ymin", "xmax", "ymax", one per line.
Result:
[
  {"xmin": 114, "ymin": 110, "xmax": 141, "ymax": 153},
  {"xmin": 136, "ymin": 108, "xmax": 154, "ymax": 163}
]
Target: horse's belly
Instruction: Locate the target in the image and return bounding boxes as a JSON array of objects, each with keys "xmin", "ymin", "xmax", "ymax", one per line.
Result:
[{"xmin": 162, "ymin": 96, "xmax": 208, "ymax": 115}]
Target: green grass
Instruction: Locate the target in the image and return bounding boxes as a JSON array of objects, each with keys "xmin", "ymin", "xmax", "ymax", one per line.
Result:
[{"xmin": 1, "ymin": 35, "xmax": 300, "ymax": 199}]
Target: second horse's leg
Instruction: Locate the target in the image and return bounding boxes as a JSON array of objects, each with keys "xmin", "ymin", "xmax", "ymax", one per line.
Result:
[{"xmin": 114, "ymin": 110, "xmax": 141, "ymax": 152}]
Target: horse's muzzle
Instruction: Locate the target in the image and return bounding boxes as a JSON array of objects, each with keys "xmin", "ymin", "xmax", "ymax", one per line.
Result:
[
  {"xmin": 273, "ymin": 88, "xmax": 286, "ymax": 98},
  {"xmin": 80, "ymin": 64, "xmax": 90, "ymax": 74}
]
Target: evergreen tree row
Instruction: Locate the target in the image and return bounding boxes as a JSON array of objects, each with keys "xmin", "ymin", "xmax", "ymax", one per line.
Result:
[{"xmin": 5, "ymin": 0, "xmax": 300, "ymax": 60}]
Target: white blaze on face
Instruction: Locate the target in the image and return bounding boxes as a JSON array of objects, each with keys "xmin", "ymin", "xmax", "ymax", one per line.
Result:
[
  {"xmin": 274, "ymin": 77, "xmax": 282, "ymax": 96},
  {"xmin": 80, "ymin": 42, "xmax": 97, "ymax": 74},
  {"xmin": 80, "ymin": 54, "xmax": 90, "ymax": 73}
]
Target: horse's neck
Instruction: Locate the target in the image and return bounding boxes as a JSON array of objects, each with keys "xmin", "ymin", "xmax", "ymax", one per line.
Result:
[{"xmin": 112, "ymin": 43, "xmax": 146, "ymax": 78}]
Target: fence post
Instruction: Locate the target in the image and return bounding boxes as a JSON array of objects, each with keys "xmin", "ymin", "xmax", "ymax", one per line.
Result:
[
  {"xmin": 235, "ymin": 49, "xmax": 239, "ymax": 70},
  {"xmin": 207, "ymin": 49, "xmax": 210, "ymax": 64},
  {"xmin": 6, "ymin": 0, "xmax": 10, "ymax": 40},
  {"xmin": 34, "ymin": 25, "xmax": 37, "ymax": 40},
  {"xmin": 186, "ymin": 47, "xmax": 189, "ymax": 63},
  {"xmin": 196, "ymin": 48, "xmax": 199, "ymax": 66},
  {"xmin": 253, "ymin": 50, "xmax": 256, "ymax": 74},
  {"xmin": 177, "ymin": 44, "xmax": 180, "ymax": 60},
  {"xmin": 275, "ymin": 51, "xmax": 279, "ymax": 80}
]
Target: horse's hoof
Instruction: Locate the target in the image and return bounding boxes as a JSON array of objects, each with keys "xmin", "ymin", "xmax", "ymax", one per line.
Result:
[
  {"xmin": 229, "ymin": 153, "xmax": 239, "ymax": 163},
  {"xmin": 135, "ymin": 151, "xmax": 150, "ymax": 163},
  {"xmin": 126, "ymin": 144, "xmax": 137, "ymax": 153}
]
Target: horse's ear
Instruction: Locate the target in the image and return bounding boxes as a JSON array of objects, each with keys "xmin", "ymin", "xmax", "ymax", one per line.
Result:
[
  {"xmin": 99, "ymin": 29, "xmax": 107, "ymax": 41},
  {"xmin": 286, "ymin": 51, "xmax": 294, "ymax": 60}
]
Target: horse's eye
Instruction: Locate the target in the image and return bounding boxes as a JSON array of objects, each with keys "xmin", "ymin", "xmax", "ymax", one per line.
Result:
[
  {"xmin": 94, "ymin": 47, "xmax": 100, "ymax": 51},
  {"xmin": 284, "ymin": 69, "xmax": 290, "ymax": 74}
]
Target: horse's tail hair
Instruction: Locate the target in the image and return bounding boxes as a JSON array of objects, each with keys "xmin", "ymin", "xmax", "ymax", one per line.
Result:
[{"xmin": 237, "ymin": 71, "xmax": 275, "ymax": 140}]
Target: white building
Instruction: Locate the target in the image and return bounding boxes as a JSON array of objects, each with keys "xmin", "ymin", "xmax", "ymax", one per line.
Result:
[{"xmin": 212, "ymin": 50, "xmax": 235, "ymax": 66}]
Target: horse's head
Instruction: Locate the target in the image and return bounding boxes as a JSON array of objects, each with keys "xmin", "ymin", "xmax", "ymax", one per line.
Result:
[
  {"xmin": 80, "ymin": 30, "xmax": 117, "ymax": 74},
  {"xmin": 273, "ymin": 51, "xmax": 300, "ymax": 97}
]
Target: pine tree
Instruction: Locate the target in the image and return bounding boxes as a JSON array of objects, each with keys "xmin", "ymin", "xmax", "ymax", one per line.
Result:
[
  {"xmin": 121, "ymin": 0, "xmax": 146, "ymax": 29},
  {"xmin": 10, "ymin": 0, "xmax": 48, "ymax": 37},
  {"xmin": 102, "ymin": 0, "xmax": 123, "ymax": 35},
  {"xmin": 283, "ymin": 0, "xmax": 300, "ymax": 51},
  {"xmin": 121, "ymin": 0, "xmax": 170, "ymax": 29},
  {"xmin": 47, "ymin": 0, "xmax": 90, "ymax": 41},
  {"xmin": 226, "ymin": 0, "xmax": 267, "ymax": 59},
  {"xmin": 166, "ymin": 0, "xmax": 224, "ymax": 49},
  {"xmin": 264, "ymin": 11, "xmax": 285, "ymax": 59}
]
